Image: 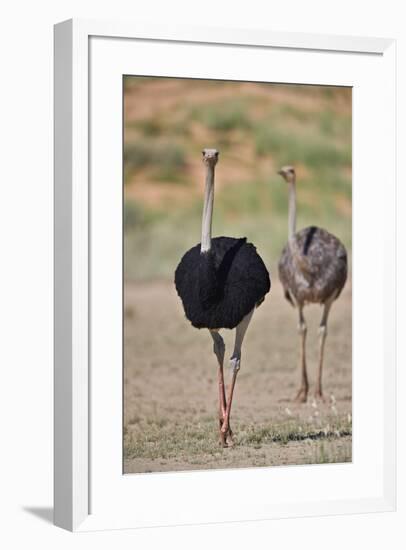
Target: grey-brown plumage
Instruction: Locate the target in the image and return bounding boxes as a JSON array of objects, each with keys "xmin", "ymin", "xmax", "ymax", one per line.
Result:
[
  {"xmin": 277, "ymin": 166, "xmax": 348, "ymax": 403},
  {"xmin": 279, "ymin": 226, "xmax": 347, "ymax": 307}
]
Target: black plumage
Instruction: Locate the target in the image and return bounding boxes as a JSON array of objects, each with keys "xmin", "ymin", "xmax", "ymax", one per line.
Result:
[{"xmin": 175, "ymin": 236, "xmax": 271, "ymax": 329}]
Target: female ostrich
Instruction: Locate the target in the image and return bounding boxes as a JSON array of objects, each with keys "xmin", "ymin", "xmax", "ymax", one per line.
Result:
[
  {"xmin": 175, "ymin": 149, "xmax": 270, "ymax": 447},
  {"xmin": 277, "ymin": 166, "xmax": 347, "ymax": 403}
]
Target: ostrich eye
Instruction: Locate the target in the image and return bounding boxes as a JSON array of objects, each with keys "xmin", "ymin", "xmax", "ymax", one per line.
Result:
[{"xmin": 215, "ymin": 152, "xmax": 219, "ymax": 157}]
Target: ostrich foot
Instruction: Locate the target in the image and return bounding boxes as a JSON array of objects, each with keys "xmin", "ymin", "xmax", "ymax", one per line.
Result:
[
  {"xmin": 294, "ymin": 387, "xmax": 308, "ymax": 403},
  {"xmin": 219, "ymin": 422, "xmax": 234, "ymax": 447},
  {"xmin": 225, "ymin": 428, "xmax": 234, "ymax": 447},
  {"xmin": 219, "ymin": 430, "xmax": 227, "ymax": 447},
  {"xmin": 314, "ymin": 389, "xmax": 326, "ymax": 403},
  {"xmin": 219, "ymin": 428, "xmax": 234, "ymax": 448}
]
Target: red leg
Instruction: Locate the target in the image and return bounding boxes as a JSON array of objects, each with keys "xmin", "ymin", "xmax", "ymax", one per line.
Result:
[
  {"xmin": 210, "ymin": 330, "xmax": 230, "ymax": 446},
  {"xmin": 218, "ymin": 362, "xmax": 227, "ymax": 420},
  {"xmin": 220, "ymin": 309, "xmax": 254, "ymax": 447},
  {"xmin": 217, "ymin": 362, "xmax": 228, "ymax": 446}
]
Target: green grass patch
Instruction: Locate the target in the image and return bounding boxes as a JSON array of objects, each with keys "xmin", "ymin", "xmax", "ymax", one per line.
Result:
[
  {"xmin": 191, "ymin": 100, "xmax": 252, "ymax": 132},
  {"xmin": 124, "ymin": 139, "xmax": 187, "ymax": 182},
  {"xmin": 124, "ymin": 414, "xmax": 352, "ymax": 461},
  {"xmin": 124, "ymin": 200, "xmax": 146, "ymax": 231},
  {"xmin": 305, "ymin": 439, "xmax": 352, "ymax": 464},
  {"xmin": 254, "ymin": 122, "xmax": 351, "ymax": 170}
]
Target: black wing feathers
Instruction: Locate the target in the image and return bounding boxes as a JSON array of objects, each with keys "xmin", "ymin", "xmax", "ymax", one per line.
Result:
[{"xmin": 175, "ymin": 236, "xmax": 270, "ymax": 330}]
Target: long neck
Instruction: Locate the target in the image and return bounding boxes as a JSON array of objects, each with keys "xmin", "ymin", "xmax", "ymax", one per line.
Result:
[
  {"xmin": 288, "ymin": 180, "xmax": 297, "ymax": 242},
  {"xmin": 287, "ymin": 178, "xmax": 309, "ymax": 273},
  {"xmin": 200, "ymin": 164, "xmax": 215, "ymax": 253}
]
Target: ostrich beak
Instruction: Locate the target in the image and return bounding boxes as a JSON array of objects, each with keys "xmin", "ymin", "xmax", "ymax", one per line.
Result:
[{"xmin": 277, "ymin": 169, "xmax": 284, "ymax": 176}]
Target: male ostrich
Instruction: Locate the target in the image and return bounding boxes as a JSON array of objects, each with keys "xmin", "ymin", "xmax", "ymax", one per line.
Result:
[
  {"xmin": 277, "ymin": 166, "xmax": 347, "ymax": 403},
  {"xmin": 175, "ymin": 149, "xmax": 270, "ymax": 447}
]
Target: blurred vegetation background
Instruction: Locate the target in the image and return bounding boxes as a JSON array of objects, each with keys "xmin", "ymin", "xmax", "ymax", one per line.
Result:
[{"xmin": 124, "ymin": 77, "xmax": 351, "ymax": 281}]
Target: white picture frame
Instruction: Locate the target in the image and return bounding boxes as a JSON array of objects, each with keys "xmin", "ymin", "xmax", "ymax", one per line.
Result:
[{"xmin": 54, "ymin": 18, "xmax": 396, "ymax": 532}]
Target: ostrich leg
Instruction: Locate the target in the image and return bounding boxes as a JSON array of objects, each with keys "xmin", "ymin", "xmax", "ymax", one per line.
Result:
[
  {"xmin": 294, "ymin": 305, "xmax": 308, "ymax": 403},
  {"xmin": 210, "ymin": 330, "xmax": 231, "ymax": 447},
  {"xmin": 221, "ymin": 309, "xmax": 254, "ymax": 447},
  {"xmin": 315, "ymin": 294, "xmax": 335, "ymax": 401}
]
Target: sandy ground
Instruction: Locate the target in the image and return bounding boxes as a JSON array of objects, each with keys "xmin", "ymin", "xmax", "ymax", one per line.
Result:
[{"xmin": 124, "ymin": 278, "xmax": 352, "ymax": 474}]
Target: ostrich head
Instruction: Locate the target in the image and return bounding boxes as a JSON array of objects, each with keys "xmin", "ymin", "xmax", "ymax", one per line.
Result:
[
  {"xmin": 277, "ymin": 165, "xmax": 296, "ymax": 183},
  {"xmin": 202, "ymin": 148, "xmax": 219, "ymax": 167}
]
